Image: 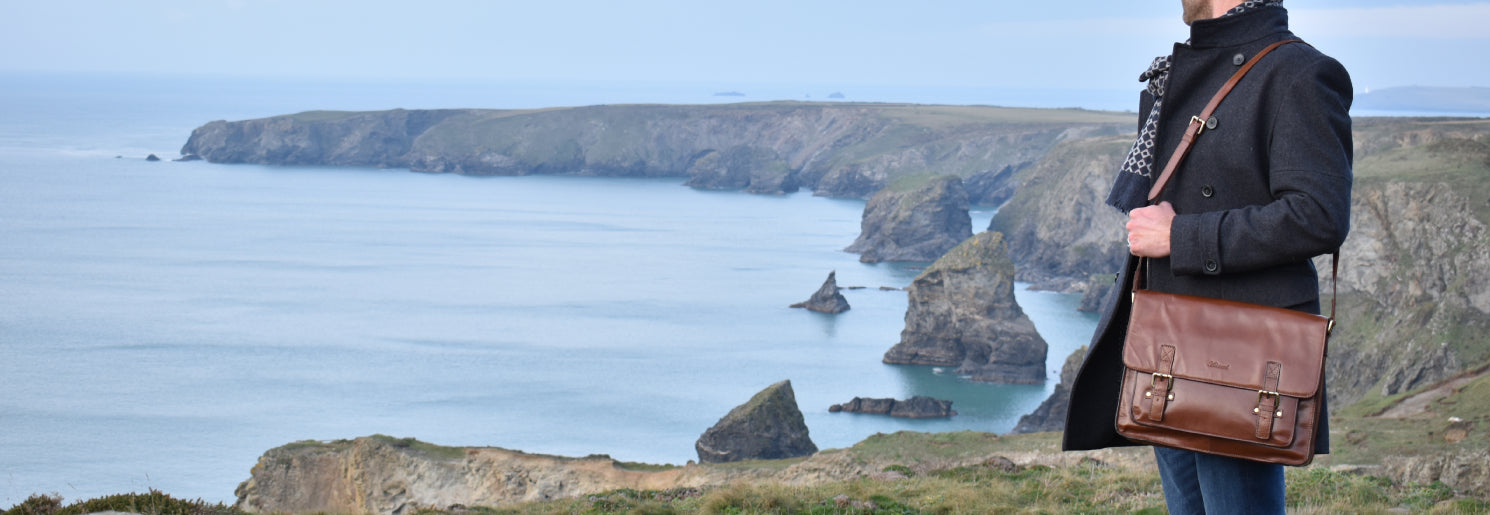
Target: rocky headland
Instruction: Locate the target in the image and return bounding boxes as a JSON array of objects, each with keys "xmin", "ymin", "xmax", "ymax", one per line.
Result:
[
  {"xmin": 882, "ymin": 231, "xmax": 1047, "ymax": 384},
  {"xmin": 178, "ymin": 103, "xmax": 1130, "ymax": 199},
  {"xmin": 843, "ymin": 174, "xmax": 972, "ymax": 263}
]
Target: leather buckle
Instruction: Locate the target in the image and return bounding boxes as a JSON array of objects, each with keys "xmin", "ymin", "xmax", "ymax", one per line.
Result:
[
  {"xmin": 1190, "ymin": 115, "xmax": 1207, "ymax": 135},
  {"xmin": 1151, "ymin": 372, "xmax": 1173, "ymax": 388}
]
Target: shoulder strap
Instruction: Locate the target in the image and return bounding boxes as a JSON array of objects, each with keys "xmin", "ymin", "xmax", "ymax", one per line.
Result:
[
  {"xmin": 1130, "ymin": 39, "xmax": 1339, "ymax": 329},
  {"xmin": 1146, "ymin": 39, "xmax": 1306, "ymax": 202}
]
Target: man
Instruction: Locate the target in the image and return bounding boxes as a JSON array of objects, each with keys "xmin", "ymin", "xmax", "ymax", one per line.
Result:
[{"xmin": 1062, "ymin": 0, "xmax": 1352, "ymax": 513}]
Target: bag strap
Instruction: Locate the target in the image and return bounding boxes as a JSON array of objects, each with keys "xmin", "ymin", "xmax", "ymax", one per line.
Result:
[
  {"xmin": 1131, "ymin": 39, "xmax": 1340, "ymax": 332},
  {"xmin": 1146, "ymin": 39, "xmax": 1305, "ymax": 202}
]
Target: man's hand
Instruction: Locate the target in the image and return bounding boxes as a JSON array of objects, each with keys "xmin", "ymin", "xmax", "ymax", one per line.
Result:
[{"xmin": 1126, "ymin": 201, "xmax": 1175, "ymax": 258}]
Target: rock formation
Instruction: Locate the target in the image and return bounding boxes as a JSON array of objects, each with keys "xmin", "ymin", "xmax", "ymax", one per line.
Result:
[
  {"xmin": 1078, "ymin": 273, "xmax": 1119, "ymax": 313},
  {"xmin": 145, "ymin": 153, "xmax": 161, "ymax": 161},
  {"xmin": 845, "ymin": 175, "xmax": 973, "ymax": 262},
  {"xmin": 790, "ymin": 271, "xmax": 851, "ymax": 314},
  {"xmin": 828, "ymin": 396, "xmax": 957, "ymax": 418},
  {"xmin": 988, "ymin": 136, "xmax": 1129, "ymax": 292},
  {"xmin": 883, "ymin": 231, "xmax": 1048, "ymax": 384},
  {"xmin": 695, "ymin": 380, "xmax": 818, "ymax": 463},
  {"xmin": 683, "ymin": 145, "xmax": 796, "ymax": 194},
  {"xmin": 179, "ymin": 104, "xmax": 1130, "ymax": 199},
  {"xmin": 1011, "ymin": 346, "xmax": 1087, "ymax": 434}
]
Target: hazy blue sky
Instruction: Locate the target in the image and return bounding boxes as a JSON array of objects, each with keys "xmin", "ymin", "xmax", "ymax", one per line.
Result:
[{"xmin": 3, "ymin": 0, "xmax": 1486, "ymax": 96}]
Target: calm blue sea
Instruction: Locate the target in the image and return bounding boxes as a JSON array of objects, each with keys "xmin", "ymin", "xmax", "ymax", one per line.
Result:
[{"xmin": 0, "ymin": 73, "xmax": 1102, "ymax": 505}]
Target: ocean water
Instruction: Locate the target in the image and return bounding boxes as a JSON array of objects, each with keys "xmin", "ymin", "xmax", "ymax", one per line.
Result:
[{"xmin": 0, "ymin": 74, "xmax": 1099, "ymax": 504}]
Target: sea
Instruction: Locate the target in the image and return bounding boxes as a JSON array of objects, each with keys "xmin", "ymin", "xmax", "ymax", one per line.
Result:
[{"xmin": 4, "ymin": 72, "xmax": 1466, "ymax": 505}]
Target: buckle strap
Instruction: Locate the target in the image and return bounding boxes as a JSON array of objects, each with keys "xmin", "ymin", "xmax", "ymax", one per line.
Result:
[
  {"xmin": 1146, "ymin": 345, "xmax": 1177, "ymax": 421},
  {"xmin": 1255, "ymin": 361, "xmax": 1283, "ymax": 439}
]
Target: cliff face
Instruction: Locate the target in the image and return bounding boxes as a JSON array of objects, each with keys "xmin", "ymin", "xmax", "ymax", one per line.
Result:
[
  {"xmin": 989, "ymin": 136, "xmax": 1129, "ymax": 292},
  {"xmin": 883, "ymin": 231, "xmax": 1048, "ymax": 384},
  {"xmin": 845, "ymin": 175, "xmax": 972, "ymax": 262},
  {"xmin": 181, "ymin": 104, "xmax": 1130, "ymax": 198}
]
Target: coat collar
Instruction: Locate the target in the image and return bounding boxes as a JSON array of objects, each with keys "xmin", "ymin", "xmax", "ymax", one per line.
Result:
[{"xmin": 1188, "ymin": 5, "xmax": 1290, "ymax": 49}]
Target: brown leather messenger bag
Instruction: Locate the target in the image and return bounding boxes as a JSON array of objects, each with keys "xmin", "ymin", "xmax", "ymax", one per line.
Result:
[{"xmin": 1113, "ymin": 39, "xmax": 1338, "ymax": 466}]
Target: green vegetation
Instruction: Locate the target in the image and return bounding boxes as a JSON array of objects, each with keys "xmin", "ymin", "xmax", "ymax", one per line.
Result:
[{"xmin": 2, "ymin": 490, "xmax": 244, "ymax": 515}]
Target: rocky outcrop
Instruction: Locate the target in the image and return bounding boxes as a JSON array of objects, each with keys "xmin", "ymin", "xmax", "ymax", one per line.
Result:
[
  {"xmin": 883, "ymin": 231, "xmax": 1047, "ymax": 384},
  {"xmin": 844, "ymin": 175, "xmax": 972, "ymax": 262},
  {"xmin": 180, "ymin": 104, "xmax": 1130, "ymax": 198},
  {"xmin": 1382, "ymin": 450, "xmax": 1490, "ymax": 497},
  {"xmin": 1010, "ymin": 346, "xmax": 1087, "ymax": 434},
  {"xmin": 790, "ymin": 271, "xmax": 851, "ymax": 314},
  {"xmin": 696, "ymin": 380, "xmax": 818, "ymax": 463},
  {"xmin": 1078, "ymin": 273, "xmax": 1119, "ymax": 313},
  {"xmin": 234, "ymin": 435, "xmax": 734, "ymax": 515},
  {"xmin": 988, "ymin": 136, "xmax": 1129, "ymax": 292},
  {"xmin": 684, "ymin": 146, "xmax": 796, "ymax": 194},
  {"xmin": 145, "ymin": 153, "xmax": 161, "ymax": 161},
  {"xmin": 828, "ymin": 396, "xmax": 957, "ymax": 418}
]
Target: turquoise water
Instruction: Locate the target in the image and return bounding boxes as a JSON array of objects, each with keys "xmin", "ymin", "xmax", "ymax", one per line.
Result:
[{"xmin": 0, "ymin": 74, "xmax": 1097, "ymax": 504}]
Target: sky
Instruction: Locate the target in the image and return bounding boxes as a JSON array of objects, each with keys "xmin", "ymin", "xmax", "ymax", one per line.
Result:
[{"xmin": 2, "ymin": 0, "xmax": 1487, "ymax": 100}]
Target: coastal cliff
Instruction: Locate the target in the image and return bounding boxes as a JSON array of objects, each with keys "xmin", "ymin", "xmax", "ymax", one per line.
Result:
[
  {"xmin": 180, "ymin": 103, "xmax": 1130, "ymax": 198},
  {"xmin": 844, "ymin": 174, "xmax": 972, "ymax": 262}
]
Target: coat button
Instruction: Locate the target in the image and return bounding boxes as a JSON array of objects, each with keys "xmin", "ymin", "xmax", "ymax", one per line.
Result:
[
  {"xmin": 1233, "ymin": 53, "xmax": 1246, "ymax": 66},
  {"xmin": 1205, "ymin": 116, "xmax": 1218, "ymax": 130},
  {"xmin": 1205, "ymin": 259, "xmax": 1219, "ymax": 272},
  {"xmin": 1201, "ymin": 185, "xmax": 1215, "ymax": 198}
]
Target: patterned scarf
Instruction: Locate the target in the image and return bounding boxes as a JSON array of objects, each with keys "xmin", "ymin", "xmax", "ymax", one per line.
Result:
[{"xmin": 1106, "ymin": 0, "xmax": 1285, "ymax": 213}]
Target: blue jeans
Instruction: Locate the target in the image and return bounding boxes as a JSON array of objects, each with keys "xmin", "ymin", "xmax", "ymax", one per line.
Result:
[{"xmin": 1154, "ymin": 447, "xmax": 1285, "ymax": 515}]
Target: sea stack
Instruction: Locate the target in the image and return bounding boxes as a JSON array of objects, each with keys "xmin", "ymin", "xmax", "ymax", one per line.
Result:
[
  {"xmin": 695, "ymin": 380, "xmax": 817, "ymax": 463},
  {"xmin": 790, "ymin": 271, "xmax": 851, "ymax": 314},
  {"xmin": 845, "ymin": 174, "xmax": 972, "ymax": 263},
  {"xmin": 883, "ymin": 231, "xmax": 1047, "ymax": 384}
]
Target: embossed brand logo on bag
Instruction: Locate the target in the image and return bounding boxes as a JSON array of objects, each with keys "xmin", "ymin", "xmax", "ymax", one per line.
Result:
[{"xmin": 1207, "ymin": 360, "xmax": 1231, "ymax": 370}]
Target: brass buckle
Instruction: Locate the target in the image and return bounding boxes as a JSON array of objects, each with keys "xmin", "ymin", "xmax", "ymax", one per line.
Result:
[
  {"xmin": 1255, "ymin": 390, "xmax": 1283, "ymax": 417},
  {"xmin": 1151, "ymin": 372, "xmax": 1174, "ymax": 388},
  {"xmin": 1190, "ymin": 115, "xmax": 1207, "ymax": 135}
]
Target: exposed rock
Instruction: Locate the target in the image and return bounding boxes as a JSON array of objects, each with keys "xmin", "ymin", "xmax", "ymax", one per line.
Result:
[
  {"xmin": 684, "ymin": 145, "xmax": 797, "ymax": 194},
  {"xmin": 234, "ymin": 435, "xmax": 729, "ymax": 515},
  {"xmin": 883, "ymin": 231, "xmax": 1048, "ymax": 384},
  {"xmin": 1382, "ymin": 450, "xmax": 1490, "ymax": 497},
  {"xmin": 1011, "ymin": 346, "xmax": 1087, "ymax": 434},
  {"xmin": 988, "ymin": 136, "xmax": 1129, "ymax": 291},
  {"xmin": 145, "ymin": 153, "xmax": 161, "ymax": 161},
  {"xmin": 174, "ymin": 154, "xmax": 202, "ymax": 162},
  {"xmin": 845, "ymin": 175, "xmax": 972, "ymax": 263},
  {"xmin": 1078, "ymin": 273, "xmax": 1119, "ymax": 313},
  {"xmin": 181, "ymin": 104, "xmax": 1129, "ymax": 199},
  {"xmin": 828, "ymin": 396, "xmax": 957, "ymax": 418},
  {"xmin": 790, "ymin": 271, "xmax": 851, "ymax": 314},
  {"xmin": 963, "ymin": 164, "xmax": 1023, "ymax": 207},
  {"xmin": 696, "ymin": 380, "xmax": 818, "ymax": 463}
]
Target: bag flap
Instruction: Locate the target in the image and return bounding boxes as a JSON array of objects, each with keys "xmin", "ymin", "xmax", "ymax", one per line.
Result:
[{"xmin": 1123, "ymin": 289, "xmax": 1329, "ymax": 397}]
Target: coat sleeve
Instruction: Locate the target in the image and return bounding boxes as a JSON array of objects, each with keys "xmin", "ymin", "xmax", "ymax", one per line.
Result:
[{"xmin": 1169, "ymin": 54, "xmax": 1353, "ymax": 276}]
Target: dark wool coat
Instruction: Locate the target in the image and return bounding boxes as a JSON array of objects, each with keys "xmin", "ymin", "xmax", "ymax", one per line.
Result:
[{"xmin": 1062, "ymin": 6, "xmax": 1352, "ymax": 454}]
